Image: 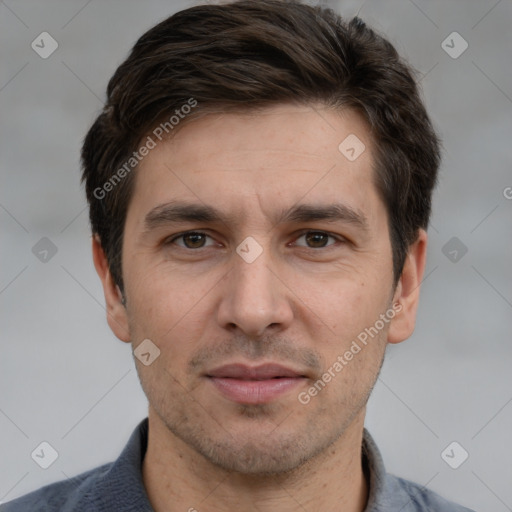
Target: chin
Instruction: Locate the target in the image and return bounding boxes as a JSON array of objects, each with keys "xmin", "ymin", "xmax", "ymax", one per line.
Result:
[
  {"xmin": 202, "ymin": 436, "xmax": 314, "ymax": 475},
  {"xmin": 169, "ymin": 416, "xmax": 336, "ymax": 476}
]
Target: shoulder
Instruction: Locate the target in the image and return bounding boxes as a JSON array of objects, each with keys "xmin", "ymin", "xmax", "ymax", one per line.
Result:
[
  {"xmin": 0, "ymin": 463, "xmax": 112, "ymax": 512},
  {"xmin": 383, "ymin": 473, "xmax": 476, "ymax": 512},
  {"xmin": 362, "ymin": 429, "xmax": 476, "ymax": 512},
  {"xmin": 1, "ymin": 419, "xmax": 151, "ymax": 512}
]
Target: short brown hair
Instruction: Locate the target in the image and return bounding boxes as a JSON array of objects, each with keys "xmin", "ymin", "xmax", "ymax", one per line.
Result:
[{"xmin": 81, "ymin": 0, "xmax": 440, "ymax": 294}]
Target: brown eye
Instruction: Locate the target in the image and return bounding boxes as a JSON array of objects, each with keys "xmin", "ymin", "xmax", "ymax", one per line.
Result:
[
  {"xmin": 305, "ymin": 232, "xmax": 329, "ymax": 248},
  {"xmin": 183, "ymin": 232, "xmax": 206, "ymax": 248},
  {"xmin": 170, "ymin": 232, "xmax": 214, "ymax": 249},
  {"xmin": 295, "ymin": 231, "xmax": 336, "ymax": 248}
]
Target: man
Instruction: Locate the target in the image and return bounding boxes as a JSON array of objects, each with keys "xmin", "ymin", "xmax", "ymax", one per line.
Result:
[{"xmin": 1, "ymin": 1, "xmax": 475, "ymax": 511}]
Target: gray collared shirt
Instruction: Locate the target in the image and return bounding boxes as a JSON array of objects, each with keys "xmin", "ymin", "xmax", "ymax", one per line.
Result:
[{"xmin": 1, "ymin": 419, "xmax": 475, "ymax": 511}]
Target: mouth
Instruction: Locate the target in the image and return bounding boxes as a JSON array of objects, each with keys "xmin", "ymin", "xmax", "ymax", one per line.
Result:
[{"xmin": 206, "ymin": 363, "xmax": 308, "ymax": 404}]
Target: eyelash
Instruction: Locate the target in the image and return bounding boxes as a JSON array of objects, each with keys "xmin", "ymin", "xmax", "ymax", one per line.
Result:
[{"xmin": 165, "ymin": 230, "xmax": 345, "ymax": 250}]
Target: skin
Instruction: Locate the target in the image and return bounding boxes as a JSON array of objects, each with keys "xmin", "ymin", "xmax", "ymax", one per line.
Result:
[{"xmin": 93, "ymin": 104, "xmax": 427, "ymax": 512}]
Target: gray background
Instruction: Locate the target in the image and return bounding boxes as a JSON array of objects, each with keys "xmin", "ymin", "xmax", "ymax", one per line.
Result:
[{"xmin": 1, "ymin": 0, "xmax": 511, "ymax": 510}]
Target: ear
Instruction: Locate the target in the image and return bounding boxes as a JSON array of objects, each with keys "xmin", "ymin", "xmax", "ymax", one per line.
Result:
[
  {"xmin": 91, "ymin": 234, "xmax": 131, "ymax": 343},
  {"xmin": 387, "ymin": 229, "xmax": 428, "ymax": 344}
]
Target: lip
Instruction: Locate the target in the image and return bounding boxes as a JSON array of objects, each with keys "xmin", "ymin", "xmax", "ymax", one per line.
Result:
[{"xmin": 206, "ymin": 363, "xmax": 307, "ymax": 404}]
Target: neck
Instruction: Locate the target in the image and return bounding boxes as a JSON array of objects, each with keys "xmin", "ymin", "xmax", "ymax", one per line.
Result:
[{"xmin": 142, "ymin": 408, "xmax": 369, "ymax": 512}]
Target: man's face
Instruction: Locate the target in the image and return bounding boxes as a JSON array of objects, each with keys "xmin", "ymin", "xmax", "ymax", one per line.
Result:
[{"xmin": 115, "ymin": 105, "xmax": 401, "ymax": 474}]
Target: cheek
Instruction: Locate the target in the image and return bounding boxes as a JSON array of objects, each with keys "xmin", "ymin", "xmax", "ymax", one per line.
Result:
[
  {"xmin": 125, "ymin": 256, "xmax": 215, "ymax": 324},
  {"xmin": 123, "ymin": 267, "xmax": 212, "ymax": 377},
  {"xmin": 309, "ymin": 282, "xmax": 389, "ymax": 405},
  {"xmin": 301, "ymin": 275, "xmax": 391, "ymax": 386},
  {"xmin": 295, "ymin": 270, "xmax": 389, "ymax": 336}
]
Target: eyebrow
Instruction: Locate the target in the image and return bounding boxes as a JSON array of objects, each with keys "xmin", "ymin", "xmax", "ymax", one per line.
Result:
[
  {"xmin": 278, "ymin": 203, "xmax": 368, "ymax": 231},
  {"xmin": 143, "ymin": 200, "xmax": 369, "ymax": 233},
  {"xmin": 144, "ymin": 202, "xmax": 234, "ymax": 233}
]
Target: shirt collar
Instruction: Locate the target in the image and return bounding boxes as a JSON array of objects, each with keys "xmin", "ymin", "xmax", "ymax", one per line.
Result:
[
  {"xmin": 362, "ymin": 427, "xmax": 390, "ymax": 510},
  {"xmin": 91, "ymin": 418, "xmax": 153, "ymax": 511}
]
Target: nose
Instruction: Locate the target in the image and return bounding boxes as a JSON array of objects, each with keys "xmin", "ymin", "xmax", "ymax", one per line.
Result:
[{"xmin": 216, "ymin": 247, "xmax": 294, "ymax": 338}]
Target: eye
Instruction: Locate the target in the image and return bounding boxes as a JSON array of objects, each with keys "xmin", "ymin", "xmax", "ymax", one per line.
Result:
[
  {"xmin": 168, "ymin": 231, "xmax": 216, "ymax": 249},
  {"xmin": 294, "ymin": 231, "xmax": 339, "ymax": 249}
]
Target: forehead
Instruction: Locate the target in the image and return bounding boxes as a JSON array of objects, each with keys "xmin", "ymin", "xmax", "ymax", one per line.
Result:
[{"xmin": 127, "ymin": 104, "xmax": 383, "ymax": 230}]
